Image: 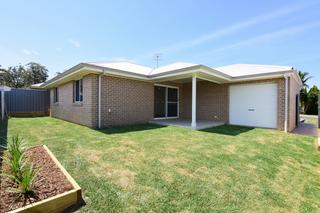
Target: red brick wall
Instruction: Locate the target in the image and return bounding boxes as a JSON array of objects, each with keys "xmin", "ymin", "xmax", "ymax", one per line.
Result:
[
  {"xmin": 101, "ymin": 76, "xmax": 154, "ymax": 127},
  {"xmin": 50, "ymin": 74, "xmax": 294, "ymax": 131},
  {"xmin": 182, "ymin": 81, "xmax": 229, "ymax": 122},
  {"xmin": 50, "ymin": 74, "xmax": 98, "ymax": 127}
]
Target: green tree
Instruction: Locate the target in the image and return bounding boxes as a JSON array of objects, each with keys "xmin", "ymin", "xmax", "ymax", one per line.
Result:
[
  {"xmin": 298, "ymin": 71, "xmax": 312, "ymax": 88},
  {"xmin": 24, "ymin": 62, "xmax": 48, "ymax": 86},
  {"xmin": 305, "ymin": 85, "xmax": 319, "ymax": 115},
  {"xmin": 0, "ymin": 62, "xmax": 48, "ymax": 88},
  {"xmin": 298, "ymin": 71, "xmax": 313, "ymax": 113},
  {"xmin": 2, "ymin": 65, "xmax": 26, "ymax": 88}
]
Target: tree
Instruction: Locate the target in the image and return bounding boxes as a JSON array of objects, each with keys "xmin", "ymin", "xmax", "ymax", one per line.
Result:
[
  {"xmin": 0, "ymin": 65, "xmax": 7, "ymax": 85},
  {"xmin": 298, "ymin": 71, "xmax": 313, "ymax": 113},
  {"xmin": 298, "ymin": 71, "xmax": 312, "ymax": 88},
  {"xmin": 0, "ymin": 62, "xmax": 48, "ymax": 88},
  {"xmin": 24, "ymin": 62, "xmax": 48, "ymax": 86},
  {"xmin": 305, "ymin": 85, "xmax": 319, "ymax": 115},
  {"xmin": 2, "ymin": 65, "xmax": 26, "ymax": 88}
]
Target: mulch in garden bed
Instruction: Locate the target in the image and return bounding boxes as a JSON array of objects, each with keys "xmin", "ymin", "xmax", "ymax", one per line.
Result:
[{"xmin": 0, "ymin": 146, "xmax": 74, "ymax": 212}]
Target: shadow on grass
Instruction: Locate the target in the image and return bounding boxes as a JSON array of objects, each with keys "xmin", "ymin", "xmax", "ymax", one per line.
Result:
[
  {"xmin": 96, "ymin": 123, "xmax": 165, "ymax": 135},
  {"xmin": 200, "ymin": 124, "xmax": 254, "ymax": 136},
  {"xmin": 62, "ymin": 198, "xmax": 86, "ymax": 213}
]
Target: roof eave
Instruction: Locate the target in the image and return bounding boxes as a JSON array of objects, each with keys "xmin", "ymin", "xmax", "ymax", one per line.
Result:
[
  {"xmin": 229, "ymin": 69, "xmax": 301, "ymax": 83},
  {"xmin": 41, "ymin": 63, "xmax": 103, "ymax": 89}
]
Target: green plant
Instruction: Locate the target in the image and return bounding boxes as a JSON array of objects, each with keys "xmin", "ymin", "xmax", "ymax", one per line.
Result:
[
  {"xmin": 4, "ymin": 135, "xmax": 25, "ymax": 183},
  {"xmin": 7, "ymin": 164, "xmax": 38, "ymax": 197},
  {"xmin": 1, "ymin": 135, "xmax": 38, "ymax": 197}
]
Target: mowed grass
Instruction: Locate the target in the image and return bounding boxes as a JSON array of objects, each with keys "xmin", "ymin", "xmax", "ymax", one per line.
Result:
[{"xmin": 3, "ymin": 117, "xmax": 320, "ymax": 212}]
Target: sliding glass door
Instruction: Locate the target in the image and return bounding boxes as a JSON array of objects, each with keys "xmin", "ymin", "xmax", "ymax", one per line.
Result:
[
  {"xmin": 154, "ymin": 85, "xmax": 179, "ymax": 119},
  {"xmin": 167, "ymin": 88, "xmax": 178, "ymax": 117},
  {"xmin": 154, "ymin": 86, "xmax": 166, "ymax": 118}
]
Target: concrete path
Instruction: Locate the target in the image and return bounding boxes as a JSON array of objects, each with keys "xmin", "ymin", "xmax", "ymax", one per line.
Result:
[
  {"xmin": 292, "ymin": 123, "xmax": 318, "ymax": 137},
  {"xmin": 150, "ymin": 119, "xmax": 224, "ymax": 130}
]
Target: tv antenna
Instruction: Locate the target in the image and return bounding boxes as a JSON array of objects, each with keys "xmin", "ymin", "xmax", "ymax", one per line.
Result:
[{"xmin": 153, "ymin": 53, "xmax": 162, "ymax": 68}]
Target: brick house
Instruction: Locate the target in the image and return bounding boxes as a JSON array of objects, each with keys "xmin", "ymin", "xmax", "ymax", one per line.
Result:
[{"xmin": 38, "ymin": 61, "xmax": 302, "ymax": 132}]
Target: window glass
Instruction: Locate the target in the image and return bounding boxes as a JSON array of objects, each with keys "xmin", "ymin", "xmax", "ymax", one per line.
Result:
[
  {"xmin": 74, "ymin": 79, "xmax": 83, "ymax": 102},
  {"xmin": 54, "ymin": 88, "xmax": 58, "ymax": 103},
  {"xmin": 167, "ymin": 88, "xmax": 178, "ymax": 102},
  {"xmin": 167, "ymin": 103, "xmax": 178, "ymax": 117}
]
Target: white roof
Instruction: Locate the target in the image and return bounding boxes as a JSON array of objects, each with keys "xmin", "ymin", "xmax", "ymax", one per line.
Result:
[
  {"xmin": 88, "ymin": 61, "xmax": 152, "ymax": 75},
  {"xmin": 215, "ymin": 64, "xmax": 293, "ymax": 77},
  {"xmin": 32, "ymin": 83, "xmax": 43, "ymax": 87},
  {"xmin": 42, "ymin": 60, "xmax": 300, "ymax": 88},
  {"xmin": 88, "ymin": 61, "xmax": 199, "ymax": 76},
  {"xmin": 150, "ymin": 62, "xmax": 198, "ymax": 75},
  {"xmin": 88, "ymin": 62, "xmax": 293, "ymax": 77},
  {"xmin": 0, "ymin": 86, "xmax": 11, "ymax": 91}
]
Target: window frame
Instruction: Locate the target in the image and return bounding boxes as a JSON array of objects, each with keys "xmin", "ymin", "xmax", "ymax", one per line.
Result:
[
  {"xmin": 153, "ymin": 84, "xmax": 179, "ymax": 119},
  {"xmin": 53, "ymin": 87, "xmax": 59, "ymax": 103},
  {"xmin": 73, "ymin": 79, "xmax": 83, "ymax": 103}
]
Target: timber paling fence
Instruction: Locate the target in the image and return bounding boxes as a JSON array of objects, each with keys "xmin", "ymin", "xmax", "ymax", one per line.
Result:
[{"xmin": 1, "ymin": 88, "xmax": 50, "ymax": 117}]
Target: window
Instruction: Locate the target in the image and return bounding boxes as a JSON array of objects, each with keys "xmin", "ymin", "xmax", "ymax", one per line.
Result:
[
  {"xmin": 154, "ymin": 85, "xmax": 179, "ymax": 118},
  {"xmin": 54, "ymin": 87, "xmax": 59, "ymax": 103},
  {"xmin": 73, "ymin": 79, "xmax": 83, "ymax": 102}
]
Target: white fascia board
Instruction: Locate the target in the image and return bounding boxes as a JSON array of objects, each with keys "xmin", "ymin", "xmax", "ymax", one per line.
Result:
[
  {"xmin": 154, "ymin": 83, "xmax": 179, "ymax": 89},
  {"xmin": 43, "ymin": 65, "xmax": 150, "ymax": 88},
  {"xmin": 150, "ymin": 69, "xmax": 198, "ymax": 80},
  {"xmin": 230, "ymin": 71, "xmax": 293, "ymax": 82},
  {"xmin": 150, "ymin": 67, "xmax": 231, "ymax": 82},
  {"xmin": 43, "ymin": 66, "xmax": 103, "ymax": 88},
  {"xmin": 196, "ymin": 76, "xmax": 222, "ymax": 84}
]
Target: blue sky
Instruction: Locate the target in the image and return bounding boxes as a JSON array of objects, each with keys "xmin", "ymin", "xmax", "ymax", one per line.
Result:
[{"xmin": 0, "ymin": 0, "xmax": 319, "ymax": 86}]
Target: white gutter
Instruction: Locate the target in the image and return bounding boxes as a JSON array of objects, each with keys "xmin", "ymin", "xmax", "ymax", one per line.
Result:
[
  {"xmin": 284, "ymin": 74, "xmax": 289, "ymax": 133},
  {"xmin": 98, "ymin": 74, "xmax": 102, "ymax": 128},
  {"xmin": 43, "ymin": 66, "xmax": 103, "ymax": 88}
]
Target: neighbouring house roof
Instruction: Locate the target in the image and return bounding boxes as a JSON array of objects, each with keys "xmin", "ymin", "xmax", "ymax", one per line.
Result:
[
  {"xmin": 0, "ymin": 86, "xmax": 11, "ymax": 91},
  {"xmin": 40, "ymin": 60, "xmax": 302, "ymax": 88},
  {"xmin": 30, "ymin": 83, "xmax": 44, "ymax": 88}
]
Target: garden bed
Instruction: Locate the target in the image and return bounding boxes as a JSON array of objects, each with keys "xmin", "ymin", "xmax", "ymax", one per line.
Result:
[{"xmin": 0, "ymin": 145, "xmax": 81, "ymax": 213}]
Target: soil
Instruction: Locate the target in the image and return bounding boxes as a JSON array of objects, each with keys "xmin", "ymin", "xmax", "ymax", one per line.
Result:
[{"xmin": 0, "ymin": 146, "xmax": 74, "ymax": 212}]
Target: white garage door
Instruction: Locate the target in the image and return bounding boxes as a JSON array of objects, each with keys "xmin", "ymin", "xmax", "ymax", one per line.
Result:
[{"xmin": 229, "ymin": 83, "xmax": 277, "ymax": 128}]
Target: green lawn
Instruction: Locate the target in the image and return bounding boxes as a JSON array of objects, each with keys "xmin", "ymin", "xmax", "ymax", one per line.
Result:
[{"xmin": 2, "ymin": 117, "xmax": 320, "ymax": 212}]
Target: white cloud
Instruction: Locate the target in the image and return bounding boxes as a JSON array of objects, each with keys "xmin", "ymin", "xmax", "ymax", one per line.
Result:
[
  {"xmin": 21, "ymin": 49, "xmax": 39, "ymax": 56},
  {"xmin": 197, "ymin": 22, "xmax": 320, "ymax": 58},
  {"xmin": 68, "ymin": 39, "xmax": 81, "ymax": 48},
  {"xmin": 137, "ymin": 0, "xmax": 319, "ymax": 59}
]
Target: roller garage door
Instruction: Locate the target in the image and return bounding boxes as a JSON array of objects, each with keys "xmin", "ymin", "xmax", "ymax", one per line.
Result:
[{"xmin": 229, "ymin": 83, "xmax": 277, "ymax": 128}]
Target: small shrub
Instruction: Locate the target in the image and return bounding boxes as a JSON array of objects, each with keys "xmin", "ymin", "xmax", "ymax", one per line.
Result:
[
  {"xmin": 1, "ymin": 135, "xmax": 38, "ymax": 198},
  {"xmin": 7, "ymin": 164, "xmax": 38, "ymax": 197},
  {"xmin": 4, "ymin": 135, "xmax": 25, "ymax": 182}
]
